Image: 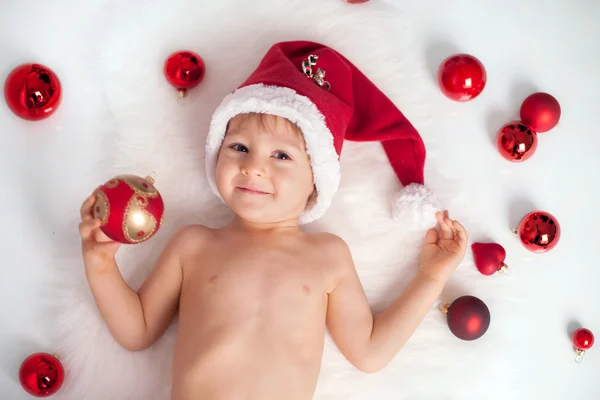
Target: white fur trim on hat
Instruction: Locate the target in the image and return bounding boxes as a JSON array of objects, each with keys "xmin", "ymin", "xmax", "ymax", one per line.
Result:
[
  {"xmin": 392, "ymin": 183, "xmax": 442, "ymax": 230},
  {"xmin": 205, "ymin": 83, "xmax": 341, "ymax": 224}
]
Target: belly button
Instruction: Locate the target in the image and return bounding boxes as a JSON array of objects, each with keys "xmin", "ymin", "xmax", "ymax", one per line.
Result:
[
  {"xmin": 302, "ymin": 285, "xmax": 311, "ymax": 295},
  {"xmin": 209, "ymin": 275, "xmax": 218, "ymax": 283}
]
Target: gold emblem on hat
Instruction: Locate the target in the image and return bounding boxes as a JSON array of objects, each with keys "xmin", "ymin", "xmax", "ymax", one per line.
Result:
[{"xmin": 302, "ymin": 55, "xmax": 331, "ymax": 91}]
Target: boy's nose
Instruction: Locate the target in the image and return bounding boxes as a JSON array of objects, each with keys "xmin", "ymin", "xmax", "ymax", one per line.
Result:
[{"xmin": 240, "ymin": 158, "xmax": 266, "ymax": 177}]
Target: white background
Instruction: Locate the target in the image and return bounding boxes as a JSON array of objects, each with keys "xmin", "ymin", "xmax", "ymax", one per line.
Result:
[{"xmin": 1, "ymin": 0, "xmax": 599, "ymax": 399}]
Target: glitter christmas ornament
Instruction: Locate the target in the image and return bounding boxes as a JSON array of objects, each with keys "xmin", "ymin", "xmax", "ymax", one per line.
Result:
[{"xmin": 93, "ymin": 175, "xmax": 165, "ymax": 244}]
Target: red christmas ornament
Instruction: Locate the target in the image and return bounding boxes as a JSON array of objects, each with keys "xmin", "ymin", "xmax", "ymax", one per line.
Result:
[
  {"xmin": 572, "ymin": 328, "xmax": 594, "ymax": 363},
  {"xmin": 514, "ymin": 211, "xmax": 560, "ymax": 253},
  {"xmin": 437, "ymin": 54, "xmax": 486, "ymax": 101},
  {"xmin": 344, "ymin": 0, "xmax": 370, "ymax": 3},
  {"xmin": 4, "ymin": 63, "xmax": 62, "ymax": 121},
  {"xmin": 520, "ymin": 92, "xmax": 561, "ymax": 133},
  {"xmin": 164, "ymin": 50, "xmax": 206, "ymax": 97},
  {"xmin": 471, "ymin": 242, "xmax": 510, "ymax": 276},
  {"xmin": 440, "ymin": 295, "xmax": 491, "ymax": 341},
  {"xmin": 93, "ymin": 175, "xmax": 165, "ymax": 244},
  {"xmin": 19, "ymin": 353, "xmax": 64, "ymax": 397},
  {"xmin": 496, "ymin": 121, "xmax": 538, "ymax": 162}
]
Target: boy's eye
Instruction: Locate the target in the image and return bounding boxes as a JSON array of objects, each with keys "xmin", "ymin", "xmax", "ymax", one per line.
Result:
[
  {"xmin": 230, "ymin": 144, "xmax": 248, "ymax": 152},
  {"xmin": 273, "ymin": 151, "xmax": 291, "ymax": 161}
]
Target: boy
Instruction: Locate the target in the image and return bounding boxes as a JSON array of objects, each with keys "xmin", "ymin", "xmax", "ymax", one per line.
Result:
[{"xmin": 79, "ymin": 41, "xmax": 467, "ymax": 400}]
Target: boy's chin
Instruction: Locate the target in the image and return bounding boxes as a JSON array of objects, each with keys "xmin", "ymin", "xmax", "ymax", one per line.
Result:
[{"xmin": 230, "ymin": 206, "xmax": 301, "ymax": 225}]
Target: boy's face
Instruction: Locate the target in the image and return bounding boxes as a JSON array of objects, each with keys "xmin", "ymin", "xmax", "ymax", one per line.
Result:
[{"xmin": 215, "ymin": 113, "xmax": 315, "ymax": 224}]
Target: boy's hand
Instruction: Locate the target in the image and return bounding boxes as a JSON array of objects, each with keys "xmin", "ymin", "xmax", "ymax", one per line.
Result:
[
  {"xmin": 418, "ymin": 210, "xmax": 468, "ymax": 283},
  {"xmin": 79, "ymin": 192, "xmax": 121, "ymax": 270}
]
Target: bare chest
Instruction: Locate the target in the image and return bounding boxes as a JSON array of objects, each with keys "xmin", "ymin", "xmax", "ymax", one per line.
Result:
[{"xmin": 180, "ymin": 235, "xmax": 330, "ymax": 316}]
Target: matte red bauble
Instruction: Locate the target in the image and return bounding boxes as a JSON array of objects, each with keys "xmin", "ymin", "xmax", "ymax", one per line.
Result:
[
  {"xmin": 4, "ymin": 63, "xmax": 62, "ymax": 120},
  {"xmin": 437, "ymin": 54, "xmax": 486, "ymax": 101},
  {"xmin": 496, "ymin": 121, "xmax": 538, "ymax": 162},
  {"xmin": 164, "ymin": 50, "xmax": 206, "ymax": 97},
  {"xmin": 471, "ymin": 242, "xmax": 510, "ymax": 276},
  {"xmin": 93, "ymin": 175, "xmax": 165, "ymax": 244},
  {"xmin": 520, "ymin": 92, "xmax": 561, "ymax": 133},
  {"xmin": 515, "ymin": 211, "xmax": 560, "ymax": 253},
  {"xmin": 19, "ymin": 353, "xmax": 64, "ymax": 397},
  {"xmin": 441, "ymin": 296, "xmax": 491, "ymax": 341}
]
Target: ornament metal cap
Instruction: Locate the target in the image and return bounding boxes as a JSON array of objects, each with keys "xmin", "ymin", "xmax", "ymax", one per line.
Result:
[
  {"xmin": 575, "ymin": 349, "xmax": 586, "ymax": 363},
  {"xmin": 145, "ymin": 172, "xmax": 157, "ymax": 185},
  {"xmin": 439, "ymin": 303, "xmax": 450, "ymax": 314},
  {"xmin": 499, "ymin": 263, "xmax": 511, "ymax": 276}
]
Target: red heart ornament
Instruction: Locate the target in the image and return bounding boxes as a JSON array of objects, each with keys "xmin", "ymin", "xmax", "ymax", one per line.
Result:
[{"xmin": 471, "ymin": 242, "xmax": 510, "ymax": 276}]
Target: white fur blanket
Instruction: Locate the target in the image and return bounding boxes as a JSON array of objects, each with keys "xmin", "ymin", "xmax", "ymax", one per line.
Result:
[{"xmin": 1, "ymin": 0, "xmax": 599, "ymax": 399}]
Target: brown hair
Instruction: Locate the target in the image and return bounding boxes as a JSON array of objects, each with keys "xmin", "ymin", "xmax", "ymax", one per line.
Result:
[{"xmin": 230, "ymin": 112, "xmax": 304, "ymax": 138}]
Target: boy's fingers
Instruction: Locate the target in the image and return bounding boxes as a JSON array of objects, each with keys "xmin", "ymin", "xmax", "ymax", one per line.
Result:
[
  {"xmin": 424, "ymin": 228, "xmax": 438, "ymax": 245},
  {"xmin": 92, "ymin": 227, "xmax": 112, "ymax": 243},
  {"xmin": 437, "ymin": 211, "xmax": 454, "ymax": 240},
  {"xmin": 80, "ymin": 193, "xmax": 97, "ymax": 220},
  {"xmin": 92, "ymin": 240, "xmax": 121, "ymax": 254},
  {"xmin": 79, "ymin": 219, "xmax": 101, "ymax": 238},
  {"xmin": 443, "ymin": 210, "xmax": 457, "ymax": 235},
  {"xmin": 445, "ymin": 217, "xmax": 457, "ymax": 235},
  {"xmin": 453, "ymin": 220, "xmax": 468, "ymax": 247}
]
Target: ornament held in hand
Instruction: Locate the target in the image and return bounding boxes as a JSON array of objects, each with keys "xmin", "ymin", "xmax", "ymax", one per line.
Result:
[
  {"xmin": 440, "ymin": 295, "xmax": 491, "ymax": 341},
  {"xmin": 4, "ymin": 63, "xmax": 61, "ymax": 121},
  {"xmin": 520, "ymin": 92, "xmax": 561, "ymax": 133},
  {"xmin": 19, "ymin": 352, "xmax": 64, "ymax": 397},
  {"xmin": 514, "ymin": 211, "xmax": 560, "ymax": 253},
  {"xmin": 572, "ymin": 328, "xmax": 594, "ymax": 363},
  {"xmin": 471, "ymin": 242, "xmax": 510, "ymax": 276},
  {"xmin": 496, "ymin": 121, "xmax": 538, "ymax": 162},
  {"xmin": 437, "ymin": 54, "xmax": 486, "ymax": 101},
  {"xmin": 93, "ymin": 175, "xmax": 165, "ymax": 244},
  {"xmin": 164, "ymin": 50, "xmax": 206, "ymax": 97}
]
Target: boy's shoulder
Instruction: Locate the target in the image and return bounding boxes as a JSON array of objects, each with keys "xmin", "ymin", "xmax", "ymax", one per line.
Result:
[
  {"xmin": 305, "ymin": 231, "xmax": 350, "ymax": 253},
  {"xmin": 166, "ymin": 224, "xmax": 215, "ymax": 250}
]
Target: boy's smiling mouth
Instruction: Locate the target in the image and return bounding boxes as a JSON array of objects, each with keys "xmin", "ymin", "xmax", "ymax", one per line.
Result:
[{"xmin": 236, "ymin": 186, "xmax": 271, "ymax": 195}]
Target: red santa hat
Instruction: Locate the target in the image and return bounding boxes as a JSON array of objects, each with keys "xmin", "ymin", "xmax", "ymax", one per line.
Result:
[{"xmin": 205, "ymin": 40, "xmax": 441, "ymax": 227}]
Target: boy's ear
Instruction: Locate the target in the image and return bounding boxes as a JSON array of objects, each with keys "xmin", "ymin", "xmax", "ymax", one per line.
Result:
[{"xmin": 305, "ymin": 185, "xmax": 318, "ymax": 210}]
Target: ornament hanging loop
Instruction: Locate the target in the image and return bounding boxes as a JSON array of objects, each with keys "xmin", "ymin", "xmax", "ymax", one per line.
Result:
[{"xmin": 438, "ymin": 303, "xmax": 450, "ymax": 314}]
